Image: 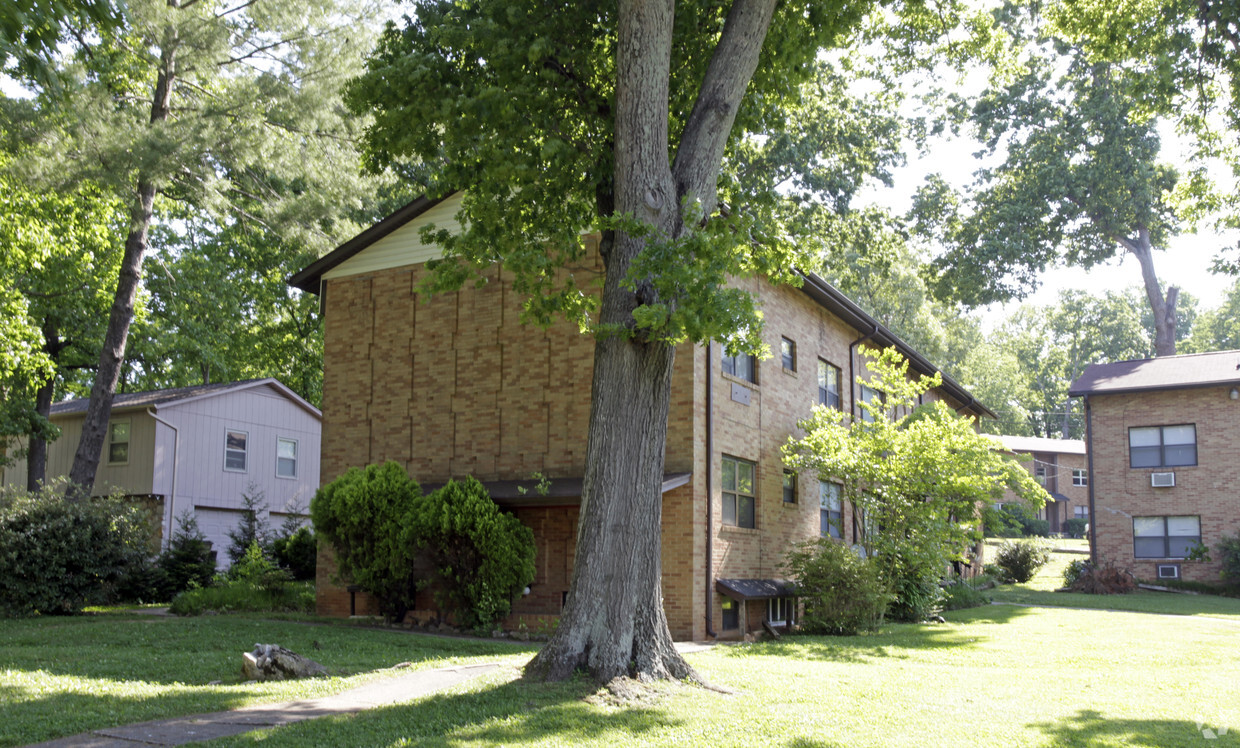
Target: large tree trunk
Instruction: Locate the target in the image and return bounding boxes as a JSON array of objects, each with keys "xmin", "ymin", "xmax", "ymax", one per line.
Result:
[
  {"xmin": 67, "ymin": 35, "xmax": 178, "ymax": 498},
  {"xmin": 1128, "ymin": 228, "xmax": 1178, "ymax": 357},
  {"xmin": 527, "ymin": 0, "xmax": 776, "ymax": 683}
]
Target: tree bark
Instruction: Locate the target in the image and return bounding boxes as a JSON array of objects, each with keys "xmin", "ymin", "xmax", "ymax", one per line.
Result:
[
  {"xmin": 66, "ymin": 31, "xmax": 178, "ymax": 498},
  {"xmin": 26, "ymin": 376, "xmax": 54, "ymax": 492},
  {"xmin": 526, "ymin": 0, "xmax": 776, "ymax": 684},
  {"xmin": 1128, "ymin": 228, "xmax": 1178, "ymax": 357}
]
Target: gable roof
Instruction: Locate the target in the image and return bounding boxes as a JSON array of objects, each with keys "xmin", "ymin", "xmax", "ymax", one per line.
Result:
[
  {"xmin": 51, "ymin": 379, "xmax": 322, "ymax": 420},
  {"xmin": 289, "ymin": 194, "xmax": 996, "ymax": 419},
  {"xmin": 994, "ymin": 435, "xmax": 1086, "ymax": 456},
  {"xmin": 1068, "ymin": 349, "xmax": 1240, "ymax": 397}
]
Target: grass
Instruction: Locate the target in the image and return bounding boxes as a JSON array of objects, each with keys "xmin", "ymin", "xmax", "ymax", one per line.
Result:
[
  {"xmin": 0, "ymin": 610, "xmax": 535, "ymax": 746},
  {"xmin": 986, "ymin": 537, "xmax": 1240, "ymax": 621},
  {"xmin": 208, "ymin": 604, "xmax": 1240, "ymax": 747}
]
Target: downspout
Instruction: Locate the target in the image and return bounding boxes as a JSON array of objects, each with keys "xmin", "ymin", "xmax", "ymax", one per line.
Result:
[
  {"xmin": 1083, "ymin": 396, "xmax": 1098, "ymax": 565},
  {"xmin": 147, "ymin": 407, "xmax": 179, "ymax": 549},
  {"xmin": 704, "ymin": 341, "xmax": 716, "ymax": 639},
  {"xmin": 848, "ymin": 324, "xmax": 879, "ymax": 422}
]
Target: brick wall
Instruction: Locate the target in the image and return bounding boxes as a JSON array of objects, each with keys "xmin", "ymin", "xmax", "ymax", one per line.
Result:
[{"xmin": 1088, "ymin": 387, "xmax": 1240, "ymax": 582}]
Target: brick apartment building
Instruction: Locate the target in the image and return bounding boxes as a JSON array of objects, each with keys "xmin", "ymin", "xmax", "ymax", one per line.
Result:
[
  {"xmin": 1069, "ymin": 350, "xmax": 1240, "ymax": 583},
  {"xmin": 290, "ymin": 191, "xmax": 994, "ymax": 640},
  {"xmin": 995, "ymin": 435, "xmax": 1089, "ymax": 535}
]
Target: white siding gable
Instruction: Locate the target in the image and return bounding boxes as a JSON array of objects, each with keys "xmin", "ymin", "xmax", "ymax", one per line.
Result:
[{"xmin": 322, "ymin": 191, "xmax": 465, "ymax": 281}]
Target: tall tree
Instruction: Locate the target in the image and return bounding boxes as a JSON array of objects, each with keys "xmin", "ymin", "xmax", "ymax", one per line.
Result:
[
  {"xmin": 1183, "ymin": 280, "xmax": 1240, "ymax": 352},
  {"xmin": 346, "ymin": 0, "xmax": 937, "ymax": 682},
  {"xmin": 8, "ymin": 0, "xmax": 385, "ymax": 496}
]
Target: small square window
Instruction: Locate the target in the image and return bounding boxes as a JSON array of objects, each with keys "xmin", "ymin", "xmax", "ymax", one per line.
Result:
[
  {"xmin": 782, "ymin": 470, "xmax": 797, "ymax": 504},
  {"xmin": 721, "ymin": 598, "xmax": 739, "ymax": 630},
  {"xmin": 108, "ymin": 422, "xmax": 130, "ymax": 465},
  {"xmin": 276, "ymin": 437, "xmax": 298, "ymax": 478},
  {"xmin": 1072, "ymin": 468, "xmax": 1088, "ymax": 487},
  {"xmin": 224, "ymin": 430, "xmax": 248, "ymax": 472},
  {"xmin": 780, "ymin": 337, "xmax": 796, "ymax": 372},
  {"xmin": 1129, "ymin": 425, "xmax": 1196, "ymax": 468},
  {"xmin": 1074, "ymin": 506, "xmax": 1089, "ymax": 519}
]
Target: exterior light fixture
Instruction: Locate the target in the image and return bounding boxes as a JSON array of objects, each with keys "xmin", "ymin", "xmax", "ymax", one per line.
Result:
[{"xmin": 1231, "ymin": 387, "xmax": 1240, "ymax": 401}]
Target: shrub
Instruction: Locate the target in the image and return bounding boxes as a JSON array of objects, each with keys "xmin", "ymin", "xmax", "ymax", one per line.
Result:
[
  {"xmin": 1063, "ymin": 558, "xmax": 1091, "ymax": 588},
  {"xmin": 992, "ymin": 539, "xmax": 1051, "ymax": 583},
  {"xmin": 1218, "ymin": 533, "xmax": 1240, "ymax": 584},
  {"xmin": 170, "ymin": 579, "xmax": 314, "ymax": 615},
  {"xmin": 1062, "ymin": 518, "xmax": 1088, "ymax": 539},
  {"xmin": 412, "ymin": 477, "xmax": 536, "ymax": 629},
  {"xmin": 0, "ymin": 486, "xmax": 157, "ymax": 616},
  {"xmin": 940, "ymin": 580, "xmax": 990, "ymax": 611},
  {"xmin": 889, "ymin": 572, "xmax": 945, "ymax": 622},
  {"xmin": 272, "ymin": 525, "xmax": 317, "ymax": 581},
  {"xmin": 1066, "ymin": 559, "xmax": 1136, "ymax": 594},
  {"xmin": 157, "ymin": 512, "xmax": 217, "ymax": 599},
  {"xmin": 782, "ymin": 538, "xmax": 892, "ymax": 635},
  {"xmin": 310, "ymin": 461, "xmax": 422, "ymax": 621},
  {"xmin": 226, "ymin": 486, "xmax": 272, "ymax": 566}
]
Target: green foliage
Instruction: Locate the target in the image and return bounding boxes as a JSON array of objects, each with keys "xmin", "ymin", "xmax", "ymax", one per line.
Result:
[
  {"xmin": 1063, "ymin": 558, "xmax": 1091, "ymax": 588},
  {"xmin": 156, "ymin": 512, "xmax": 216, "ymax": 600},
  {"xmin": 310, "ymin": 462, "xmax": 422, "ymax": 622},
  {"xmin": 0, "ymin": 484, "xmax": 156, "ymax": 616},
  {"xmin": 169, "ymin": 579, "xmax": 313, "ymax": 616},
  {"xmin": 272, "ymin": 525, "xmax": 317, "ymax": 582},
  {"xmin": 227, "ymin": 541, "xmax": 293, "ymax": 590},
  {"xmin": 781, "ymin": 537, "xmax": 892, "ymax": 635},
  {"xmin": 1062, "ymin": 518, "xmax": 1088, "ymax": 539},
  {"xmin": 1218, "ymin": 533, "xmax": 1240, "ymax": 585},
  {"xmin": 413, "ymin": 478, "xmax": 536, "ymax": 630},
  {"xmin": 987, "ymin": 503, "xmax": 1050, "ymax": 539},
  {"xmin": 784, "ymin": 347, "xmax": 1049, "ymax": 620},
  {"xmin": 226, "ymin": 486, "xmax": 272, "ymax": 567},
  {"xmin": 992, "ymin": 540, "xmax": 1052, "ymax": 584},
  {"xmin": 940, "ymin": 580, "xmax": 990, "ymax": 611}
]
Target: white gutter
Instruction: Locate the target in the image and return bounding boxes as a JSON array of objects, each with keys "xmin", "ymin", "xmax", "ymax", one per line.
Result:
[{"xmin": 147, "ymin": 407, "xmax": 180, "ymax": 548}]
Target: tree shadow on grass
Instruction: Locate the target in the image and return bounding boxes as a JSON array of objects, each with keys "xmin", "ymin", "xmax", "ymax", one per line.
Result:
[
  {"xmin": 711, "ymin": 605, "xmax": 1033, "ymax": 664},
  {"xmin": 1029, "ymin": 708, "xmax": 1233, "ymax": 747},
  {"xmin": 220, "ymin": 671, "xmax": 685, "ymax": 747}
]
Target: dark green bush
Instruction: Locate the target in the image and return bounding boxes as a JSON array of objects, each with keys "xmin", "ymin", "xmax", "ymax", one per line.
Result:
[
  {"xmin": 272, "ymin": 525, "xmax": 317, "ymax": 581},
  {"xmin": 1218, "ymin": 533, "xmax": 1240, "ymax": 584},
  {"xmin": 782, "ymin": 538, "xmax": 892, "ymax": 635},
  {"xmin": 985, "ymin": 503, "xmax": 1050, "ymax": 538},
  {"xmin": 889, "ymin": 572, "xmax": 945, "ymax": 622},
  {"xmin": 310, "ymin": 461, "xmax": 422, "ymax": 621},
  {"xmin": 157, "ymin": 512, "xmax": 217, "ymax": 599},
  {"xmin": 1062, "ymin": 518, "xmax": 1088, "ymax": 539},
  {"xmin": 413, "ymin": 477, "xmax": 536, "ymax": 629},
  {"xmin": 226, "ymin": 486, "xmax": 272, "ymax": 566},
  {"xmin": 1063, "ymin": 558, "xmax": 1090, "ymax": 587},
  {"xmin": 170, "ymin": 579, "xmax": 314, "ymax": 615},
  {"xmin": 0, "ymin": 486, "xmax": 157, "ymax": 616},
  {"xmin": 993, "ymin": 539, "xmax": 1052, "ymax": 583},
  {"xmin": 940, "ymin": 580, "xmax": 990, "ymax": 611}
]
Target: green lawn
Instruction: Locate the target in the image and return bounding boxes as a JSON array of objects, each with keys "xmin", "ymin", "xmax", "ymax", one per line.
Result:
[
  {"xmin": 0, "ymin": 611, "xmax": 535, "ymax": 746},
  {"xmin": 6, "ymin": 598, "xmax": 1240, "ymax": 747}
]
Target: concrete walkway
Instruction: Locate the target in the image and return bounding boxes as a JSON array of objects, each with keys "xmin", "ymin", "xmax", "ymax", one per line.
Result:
[{"xmin": 29, "ymin": 663, "xmax": 500, "ymax": 747}]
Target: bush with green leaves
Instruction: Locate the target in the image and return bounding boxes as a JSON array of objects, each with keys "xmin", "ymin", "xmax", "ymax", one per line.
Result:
[
  {"xmin": 1062, "ymin": 518, "xmax": 1088, "ymax": 539},
  {"xmin": 941, "ymin": 580, "xmax": 990, "ymax": 611},
  {"xmin": 0, "ymin": 485, "xmax": 157, "ymax": 616},
  {"xmin": 413, "ymin": 477, "xmax": 536, "ymax": 629},
  {"xmin": 985, "ymin": 503, "xmax": 1050, "ymax": 538},
  {"xmin": 1063, "ymin": 558, "xmax": 1091, "ymax": 588},
  {"xmin": 310, "ymin": 461, "xmax": 423, "ymax": 621},
  {"xmin": 782, "ymin": 538, "xmax": 892, "ymax": 635},
  {"xmin": 226, "ymin": 485, "xmax": 272, "ymax": 566},
  {"xmin": 1218, "ymin": 533, "xmax": 1240, "ymax": 584},
  {"xmin": 170, "ymin": 541, "xmax": 308, "ymax": 615},
  {"xmin": 272, "ymin": 525, "xmax": 317, "ymax": 581},
  {"xmin": 157, "ymin": 512, "xmax": 217, "ymax": 599},
  {"xmin": 993, "ymin": 539, "xmax": 1052, "ymax": 583}
]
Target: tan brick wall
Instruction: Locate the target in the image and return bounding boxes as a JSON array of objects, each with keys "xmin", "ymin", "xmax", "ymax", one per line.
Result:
[
  {"xmin": 1000, "ymin": 450, "xmax": 1091, "ymax": 532},
  {"xmin": 1088, "ymin": 387, "xmax": 1240, "ymax": 582}
]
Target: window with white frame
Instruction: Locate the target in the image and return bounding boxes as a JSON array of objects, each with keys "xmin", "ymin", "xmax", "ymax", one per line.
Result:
[
  {"xmin": 820, "ymin": 480, "xmax": 842, "ymax": 539},
  {"xmin": 224, "ymin": 430, "xmax": 249, "ymax": 472},
  {"xmin": 818, "ymin": 359, "xmax": 841, "ymax": 409},
  {"xmin": 1133, "ymin": 516, "xmax": 1200, "ymax": 559},
  {"xmin": 722, "ymin": 349, "xmax": 757, "ymax": 384},
  {"xmin": 108, "ymin": 421, "xmax": 130, "ymax": 465},
  {"xmin": 722, "ymin": 456, "xmax": 756, "ymax": 528},
  {"xmin": 767, "ymin": 597, "xmax": 792, "ymax": 626},
  {"xmin": 1034, "ymin": 465, "xmax": 1048, "ymax": 486},
  {"xmin": 1128, "ymin": 425, "xmax": 1197, "ymax": 468},
  {"xmin": 780, "ymin": 337, "xmax": 796, "ymax": 372},
  {"xmin": 1072, "ymin": 468, "xmax": 1088, "ymax": 487},
  {"xmin": 1075, "ymin": 506, "xmax": 1089, "ymax": 519},
  {"xmin": 276, "ymin": 437, "xmax": 298, "ymax": 478}
]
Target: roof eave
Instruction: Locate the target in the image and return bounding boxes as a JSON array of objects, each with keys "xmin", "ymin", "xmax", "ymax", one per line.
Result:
[{"xmin": 1069, "ymin": 378, "xmax": 1240, "ymax": 398}]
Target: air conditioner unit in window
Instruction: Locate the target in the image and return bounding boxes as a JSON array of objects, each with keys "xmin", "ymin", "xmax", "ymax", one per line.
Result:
[
  {"xmin": 1157, "ymin": 564, "xmax": 1180, "ymax": 580},
  {"xmin": 1150, "ymin": 472, "xmax": 1176, "ymax": 488}
]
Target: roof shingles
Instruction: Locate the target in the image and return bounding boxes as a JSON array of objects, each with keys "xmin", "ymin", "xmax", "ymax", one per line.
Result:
[{"xmin": 1069, "ymin": 349, "xmax": 1240, "ymax": 397}]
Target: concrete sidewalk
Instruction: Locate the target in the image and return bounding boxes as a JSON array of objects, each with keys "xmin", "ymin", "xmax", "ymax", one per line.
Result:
[{"xmin": 29, "ymin": 663, "xmax": 500, "ymax": 747}]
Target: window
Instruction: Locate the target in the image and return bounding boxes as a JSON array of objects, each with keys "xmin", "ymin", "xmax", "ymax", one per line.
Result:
[
  {"xmin": 224, "ymin": 430, "xmax": 249, "ymax": 472},
  {"xmin": 1075, "ymin": 506, "xmax": 1089, "ymax": 519},
  {"xmin": 1129, "ymin": 425, "xmax": 1197, "ymax": 468},
  {"xmin": 1133, "ymin": 516, "xmax": 1200, "ymax": 559},
  {"xmin": 1034, "ymin": 466, "xmax": 1047, "ymax": 486},
  {"xmin": 782, "ymin": 470, "xmax": 797, "ymax": 503},
  {"xmin": 107, "ymin": 421, "xmax": 130, "ymax": 465},
  {"xmin": 859, "ymin": 385, "xmax": 883, "ymax": 423},
  {"xmin": 820, "ymin": 480, "xmax": 842, "ymax": 539},
  {"xmin": 721, "ymin": 598, "xmax": 739, "ymax": 630},
  {"xmin": 768, "ymin": 597, "xmax": 792, "ymax": 626},
  {"xmin": 817, "ymin": 359, "xmax": 841, "ymax": 409},
  {"xmin": 1072, "ymin": 468, "xmax": 1088, "ymax": 487},
  {"xmin": 276, "ymin": 437, "xmax": 298, "ymax": 478},
  {"xmin": 722, "ymin": 349, "xmax": 756, "ymax": 384},
  {"xmin": 780, "ymin": 337, "xmax": 796, "ymax": 371},
  {"xmin": 722, "ymin": 456, "xmax": 756, "ymax": 528}
]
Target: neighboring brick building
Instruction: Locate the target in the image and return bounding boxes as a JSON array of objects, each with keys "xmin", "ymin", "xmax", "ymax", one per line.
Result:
[
  {"xmin": 995, "ymin": 435, "xmax": 1089, "ymax": 535},
  {"xmin": 290, "ymin": 192, "xmax": 994, "ymax": 640},
  {"xmin": 1069, "ymin": 350, "xmax": 1240, "ymax": 583}
]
